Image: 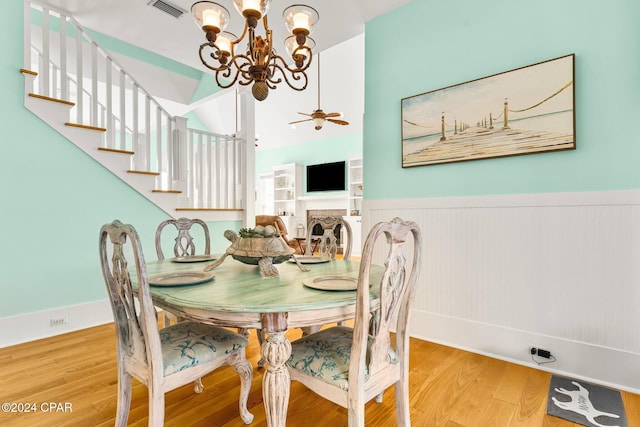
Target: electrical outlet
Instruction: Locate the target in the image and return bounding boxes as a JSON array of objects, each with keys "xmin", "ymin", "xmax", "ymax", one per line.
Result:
[
  {"xmin": 50, "ymin": 316, "xmax": 68, "ymax": 327},
  {"xmin": 530, "ymin": 346, "xmax": 552, "ymax": 359},
  {"xmin": 537, "ymin": 348, "xmax": 552, "ymax": 359}
]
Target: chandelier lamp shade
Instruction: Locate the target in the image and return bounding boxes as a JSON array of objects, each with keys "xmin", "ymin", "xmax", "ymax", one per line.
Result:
[{"xmin": 191, "ymin": 1, "xmax": 319, "ymax": 101}]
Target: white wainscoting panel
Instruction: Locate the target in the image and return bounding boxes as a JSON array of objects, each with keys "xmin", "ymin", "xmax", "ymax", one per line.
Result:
[{"xmin": 364, "ymin": 190, "xmax": 640, "ymax": 393}]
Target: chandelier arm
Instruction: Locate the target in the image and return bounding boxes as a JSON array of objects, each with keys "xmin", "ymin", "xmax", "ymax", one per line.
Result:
[
  {"xmin": 268, "ymin": 58, "xmax": 309, "ymax": 91},
  {"xmin": 232, "ymin": 22, "xmax": 249, "ymax": 46},
  {"xmin": 228, "ymin": 53, "xmax": 252, "ymax": 72},
  {"xmin": 233, "ymin": 62, "xmax": 255, "ymax": 86},
  {"xmin": 264, "ymin": 28, "xmax": 274, "ymax": 65},
  {"xmin": 198, "ymin": 43, "xmax": 230, "ymax": 72},
  {"xmin": 288, "ymin": 46, "xmax": 314, "ymax": 73},
  {"xmin": 215, "ymin": 68, "xmax": 241, "ymax": 89}
]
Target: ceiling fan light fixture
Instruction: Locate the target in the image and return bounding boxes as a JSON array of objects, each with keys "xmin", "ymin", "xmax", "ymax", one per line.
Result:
[{"xmin": 287, "ymin": 52, "xmax": 349, "ymax": 130}]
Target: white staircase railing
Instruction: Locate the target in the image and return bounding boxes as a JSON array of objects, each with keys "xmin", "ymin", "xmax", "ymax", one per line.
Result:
[{"xmin": 22, "ymin": 0, "xmax": 247, "ymax": 217}]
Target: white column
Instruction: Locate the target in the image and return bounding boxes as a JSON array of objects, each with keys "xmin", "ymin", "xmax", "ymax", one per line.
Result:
[{"xmin": 239, "ymin": 88, "xmax": 256, "ymax": 228}]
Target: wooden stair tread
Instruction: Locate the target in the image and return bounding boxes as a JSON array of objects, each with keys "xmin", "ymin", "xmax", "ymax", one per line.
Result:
[
  {"xmin": 28, "ymin": 93, "xmax": 75, "ymax": 106},
  {"xmin": 98, "ymin": 147, "xmax": 134, "ymax": 155},
  {"xmin": 152, "ymin": 189, "xmax": 182, "ymax": 194},
  {"xmin": 176, "ymin": 208, "xmax": 244, "ymax": 211},
  {"xmin": 127, "ymin": 170, "xmax": 160, "ymax": 176},
  {"xmin": 65, "ymin": 122, "xmax": 106, "ymax": 132}
]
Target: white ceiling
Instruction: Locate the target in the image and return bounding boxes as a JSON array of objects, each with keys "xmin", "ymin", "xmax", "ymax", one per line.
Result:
[{"xmin": 37, "ymin": 0, "xmax": 413, "ymax": 150}]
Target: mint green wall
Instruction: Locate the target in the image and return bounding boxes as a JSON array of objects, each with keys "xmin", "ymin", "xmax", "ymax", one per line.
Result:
[
  {"xmin": 1, "ymin": 2, "xmax": 172, "ymax": 318},
  {"xmin": 364, "ymin": 0, "xmax": 640, "ymax": 200},
  {"xmin": 256, "ymin": 132, "xmax": 362, "ymax": 196},
  {"xmin": 87, "ymin": 31, "xmax": 203, "ymax": 81},
  {"xmin": 190, "ymin": 72, "xmax": 226, "ymax": 103}
]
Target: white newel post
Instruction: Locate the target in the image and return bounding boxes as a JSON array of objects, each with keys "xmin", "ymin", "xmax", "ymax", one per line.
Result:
[{"xmin": 240, "ymin": 89, "xmax": 256, "ymax": 228}]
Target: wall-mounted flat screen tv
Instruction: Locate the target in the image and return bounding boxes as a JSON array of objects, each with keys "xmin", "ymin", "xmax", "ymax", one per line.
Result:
[{"xmin": 306, "ymin": 161, "xmax": 346, "ymax": 192}]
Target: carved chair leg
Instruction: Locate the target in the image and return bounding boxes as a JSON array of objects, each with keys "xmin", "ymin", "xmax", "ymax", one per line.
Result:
[
  {"xmin": 115, "ymin": 368, "xmax": 132, "ymax": 427},
  {"xmin": 148, "ymin": 381, "xmax": 165, "ymax": 427},
  {"xmin": 234, "ymin": 359, "xmax": 255, "ymax": 424},
  {"xmin": 395, "ymin": 374, "xmax": 410, "ymax": 425},
  {"xmin": 347, "ymin": 400, "xmax": 366, "ymax": 427},
  {"xmin": 193, "ymin": 378, "xmax": 204, "ymax": 394}
]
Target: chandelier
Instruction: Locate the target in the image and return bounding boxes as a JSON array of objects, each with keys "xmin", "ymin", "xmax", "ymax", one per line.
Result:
[{"xmin": 191, "ymin": 1, "xmax": 319, "ymax": 101}]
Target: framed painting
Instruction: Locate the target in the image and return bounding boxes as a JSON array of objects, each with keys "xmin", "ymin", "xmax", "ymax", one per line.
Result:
[{"xmin": 401, "ymin": 54, "xmax": 575, "ymax": 167}]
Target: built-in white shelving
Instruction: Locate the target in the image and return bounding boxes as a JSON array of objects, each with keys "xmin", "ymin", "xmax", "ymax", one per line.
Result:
[
  {"xmin": 347, "ymin": 155, "xmax": 363, "ymax": 216},
  {"xmin": 273, "ymin": 163, "xmax": 302, "ymax": 216}
]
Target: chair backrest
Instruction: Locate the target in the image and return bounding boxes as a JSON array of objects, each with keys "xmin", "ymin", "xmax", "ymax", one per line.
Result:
[
  {"xmin": 99, "ymin": 220, "xmax": 163, "ymax": 379},
  {"xmin": 348, "ymin": 217, "xmax": 422, "ymax": 389},
  {"xmin": 256, "ymin": 215, "xmax": 289, "ymax": 237},
  {"xmin": 155, "ymin": 217, "xmax": 211, "ymax": 260},
  {"xmin": 306, "ymin": 216, "xmax": 352, "ymax": 260}
]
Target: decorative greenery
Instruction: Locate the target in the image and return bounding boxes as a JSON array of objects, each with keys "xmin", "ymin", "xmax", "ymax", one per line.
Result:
[{"xmin": 238, "ymin": 225, "xmax": 278, "ymax": 238}]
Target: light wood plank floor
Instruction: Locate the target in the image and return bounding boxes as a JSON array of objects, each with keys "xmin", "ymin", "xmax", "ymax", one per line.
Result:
[{"xmin": 0, "ymin": 324, "xmax": 637, "ymax": 426}]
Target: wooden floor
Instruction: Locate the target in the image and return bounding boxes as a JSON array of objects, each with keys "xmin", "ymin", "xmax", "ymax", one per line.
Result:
[{"xmin": 0, "ymin": 324, "xmax": 638, "ymax": 426}]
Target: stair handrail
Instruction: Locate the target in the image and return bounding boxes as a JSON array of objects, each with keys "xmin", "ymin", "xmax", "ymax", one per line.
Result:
[
  {"xmin": 25, "ymin": 0, "xmax": 179, "ymax": 181},
  {"xmin": 23, "ymin": 0, "xmax": 248, "ymax": 215},
  {"xmin": 26, "ymin": 0, "xmax": 173, "ymax": 119},
  {"xmin": 30, "ymin": 44, "xmax": 135, "ymax": 137}
]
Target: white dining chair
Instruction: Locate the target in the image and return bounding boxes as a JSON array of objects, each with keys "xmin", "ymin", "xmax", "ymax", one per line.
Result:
[
  {"xmin": 287, "ymin": 217, "xmax": 422, "ymax": 426},
  {"xmin": 155, "ymin": 217, "xmax": 211, "ymax": 260},
  {"xmin": 304, "ymin": 215, "xmax": 354, "ymax": 333},
  {"xmin": 305, "ymin": 216, "xmax": 352, "ymax": 260},
  {"xmin": 155, "ymin": 217, "xmax": 212, "ymax": 326},
  {"xmin": 99, "ymin": 220, "xmax": 254, "ymax": 426}
]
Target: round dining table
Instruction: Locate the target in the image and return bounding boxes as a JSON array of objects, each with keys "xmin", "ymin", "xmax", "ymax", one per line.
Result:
[{"xmin": 142, "ymin": 256, "xmax": 377, "ymax": 427}]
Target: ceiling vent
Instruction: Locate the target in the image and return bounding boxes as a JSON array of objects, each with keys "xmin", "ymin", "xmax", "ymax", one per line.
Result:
[{"xmin": 147, "ymin": 0, "xmax": 187, "ymax": 19}]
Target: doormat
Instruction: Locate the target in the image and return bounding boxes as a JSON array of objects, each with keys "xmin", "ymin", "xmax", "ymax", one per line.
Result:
[{"xmin": 547, "ymin": 375, "xmax": 627, "ymax": 427}]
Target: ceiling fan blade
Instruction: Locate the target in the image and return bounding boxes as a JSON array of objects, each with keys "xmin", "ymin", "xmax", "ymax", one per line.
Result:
[
  {"xmin": 327, "ymin": 119, "xmax": 349, "ymax": 126},
  {"xmin": 289, "ymin": 118, "xmax": 313, "ymax": 125},
  {"xmin": 297, "ymin": 112, "xmax": 312, "ymax": 117},
  {"xmin": 325, "ymin": 112, "xmax": 342, "ymax": 118}
]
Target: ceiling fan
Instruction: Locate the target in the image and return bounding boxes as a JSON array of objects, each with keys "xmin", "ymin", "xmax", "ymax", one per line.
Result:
[{"xmin": 289, "ymin": 52, "xmax": 349, "ymax": 130}]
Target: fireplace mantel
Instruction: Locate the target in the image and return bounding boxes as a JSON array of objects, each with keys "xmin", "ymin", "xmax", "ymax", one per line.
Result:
[
  {"xmin": 297, "ymin": 194, "xmax": 348, "ymax": 211},
  {"xmin": 297, "ymin": 194, "xmax": 347, "ymax": 201}
]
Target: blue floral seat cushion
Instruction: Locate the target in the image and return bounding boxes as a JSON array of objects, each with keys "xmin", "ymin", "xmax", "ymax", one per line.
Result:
[
  {"xmin": 159, "ymin": 321, "xmax": 248, "ymax": 376},
  {"xmin": 286, "ymin": 326, "xmax": 398, "ymax": 391}
]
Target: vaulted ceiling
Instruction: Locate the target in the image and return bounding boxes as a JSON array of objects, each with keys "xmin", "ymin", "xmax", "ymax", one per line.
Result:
[{"xmin": 36, "ymin": 0, "xmax": 413, "ymax": 149}]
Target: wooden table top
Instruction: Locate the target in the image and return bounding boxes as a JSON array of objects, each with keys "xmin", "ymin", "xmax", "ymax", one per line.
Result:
[{"xmin": 144, "ymin": 257, "xmax": 373, "ymax": 314}]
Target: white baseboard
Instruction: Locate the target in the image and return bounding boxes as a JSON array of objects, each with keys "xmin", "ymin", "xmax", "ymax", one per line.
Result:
[
  {"xmin": 0, "ymin": 300, "xmax": 114, "ymax": 348},
  {"xmin": 411, "ymin": 310, "xmax": 640, "ymax": 394}
]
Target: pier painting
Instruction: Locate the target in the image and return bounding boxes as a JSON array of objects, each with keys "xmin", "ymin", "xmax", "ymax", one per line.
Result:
[{"xmin": 401, "ymin": 54, "xmax": 575, "ymax": 167}]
